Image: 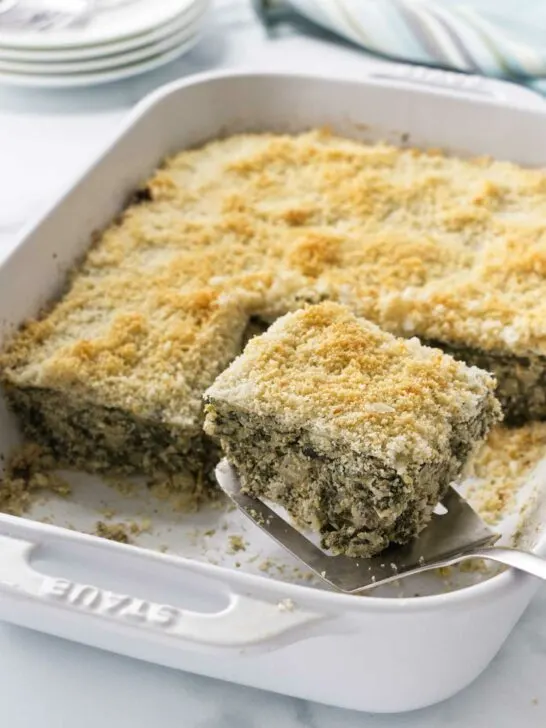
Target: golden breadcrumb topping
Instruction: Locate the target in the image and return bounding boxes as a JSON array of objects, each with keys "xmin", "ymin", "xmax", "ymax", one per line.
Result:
[
  {"xmin": 145, "ymin": 128, "xmax": 546, "ymax": 356},
  {"xmin": 3, "ymin": 129, "xmax": 546, "ymax": 423},
  {"xmin": 2, "ymin": 285, "xmax": 248, "ymax": 425},
  {"xmin": 206, "ymin": 303, "xmax": 500, "ymax": 472}
]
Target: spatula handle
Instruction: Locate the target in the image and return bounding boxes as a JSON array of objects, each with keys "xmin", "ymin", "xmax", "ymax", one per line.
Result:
[{"xmin": 468, "ymin": 547, "xmax": 546, "ymax": 582}]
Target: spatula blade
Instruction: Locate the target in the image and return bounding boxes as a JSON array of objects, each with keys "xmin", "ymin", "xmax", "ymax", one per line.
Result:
[{"xmin": 215, "ymin": 459, "xmax": 499, "ymax": 593}]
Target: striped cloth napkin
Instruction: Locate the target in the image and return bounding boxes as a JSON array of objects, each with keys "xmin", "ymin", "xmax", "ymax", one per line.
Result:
[{"xmin": 255, "ymin": 0, "xmax": 546, "ymax": 94}]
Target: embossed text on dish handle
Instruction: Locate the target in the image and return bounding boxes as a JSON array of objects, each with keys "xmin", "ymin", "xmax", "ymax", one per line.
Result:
[{"xmin": 40, "ymin": 577, "xmax": 181, "ymax": 629}]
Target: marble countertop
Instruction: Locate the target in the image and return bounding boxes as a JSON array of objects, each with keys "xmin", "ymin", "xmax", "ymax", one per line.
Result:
[{"xmin": 0, "ymin": 2, "xmax": 545, "ymax": 725}]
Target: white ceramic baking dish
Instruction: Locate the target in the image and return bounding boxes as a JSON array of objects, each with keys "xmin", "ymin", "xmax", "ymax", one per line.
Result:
[{"xmin": 1, "ymin": 68, "xmax": 546, "ymax": 715}]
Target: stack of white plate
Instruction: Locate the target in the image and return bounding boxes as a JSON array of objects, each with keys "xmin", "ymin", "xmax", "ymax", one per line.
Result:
[{"xmin": 0, "ymin": 0, "xmax": 209, "ymax": 88}]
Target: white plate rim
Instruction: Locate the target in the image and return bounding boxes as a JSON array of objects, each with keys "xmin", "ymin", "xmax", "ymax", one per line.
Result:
[
  {"xmin": 0, "ymin": 30, "xmax": 200, "ymax": 86},
  {"xmin": 0, "ymin": 0, "xmax": 201, "ymax": 50},
  {"xmin": 0, "ymin": 17, "xmax": 202, "ymax": 73},
  {"xmin": 0, "ymin": 0, "xmax": 207, "ymax": 61}
]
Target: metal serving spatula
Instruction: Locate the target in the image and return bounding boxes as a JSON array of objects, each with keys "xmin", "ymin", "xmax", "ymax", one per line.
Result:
[{"xmin": 215, "ymin": 459, "xmax": 546, "ymax": 593}]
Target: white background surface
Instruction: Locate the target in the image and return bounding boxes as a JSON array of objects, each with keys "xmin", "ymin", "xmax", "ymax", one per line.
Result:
[{"xmin": 0, "ymin": 1, "xmax": 546, "ymax": 725}]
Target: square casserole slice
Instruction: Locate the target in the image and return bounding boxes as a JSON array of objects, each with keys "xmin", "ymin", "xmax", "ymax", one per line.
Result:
[
  {"xmin": 204, "ymin": 302, "xmax": 502, "ymax": 557},
  {"xmin": 0, "ymin": 281, "xmax": 248, "ymax": 485}
]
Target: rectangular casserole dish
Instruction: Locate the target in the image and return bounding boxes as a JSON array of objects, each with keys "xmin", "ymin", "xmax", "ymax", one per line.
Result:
[{"xmin": 1, "ymin": 68, "xmax": 546, "ymax": 714}]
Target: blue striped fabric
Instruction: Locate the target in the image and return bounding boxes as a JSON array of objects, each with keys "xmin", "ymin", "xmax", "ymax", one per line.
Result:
[{"xmin": 258, "ymin": 0, "xmax": 546, "ymax": 94}]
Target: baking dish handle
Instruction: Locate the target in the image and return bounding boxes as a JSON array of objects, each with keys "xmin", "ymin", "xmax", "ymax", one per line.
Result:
[
  {"xmin": 0, "ymin": 534, "xmax": 323, "ymax": 649},
  {"xmin": 366, "ymin": 64, "xmax": 546, "ymax": 110}
]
